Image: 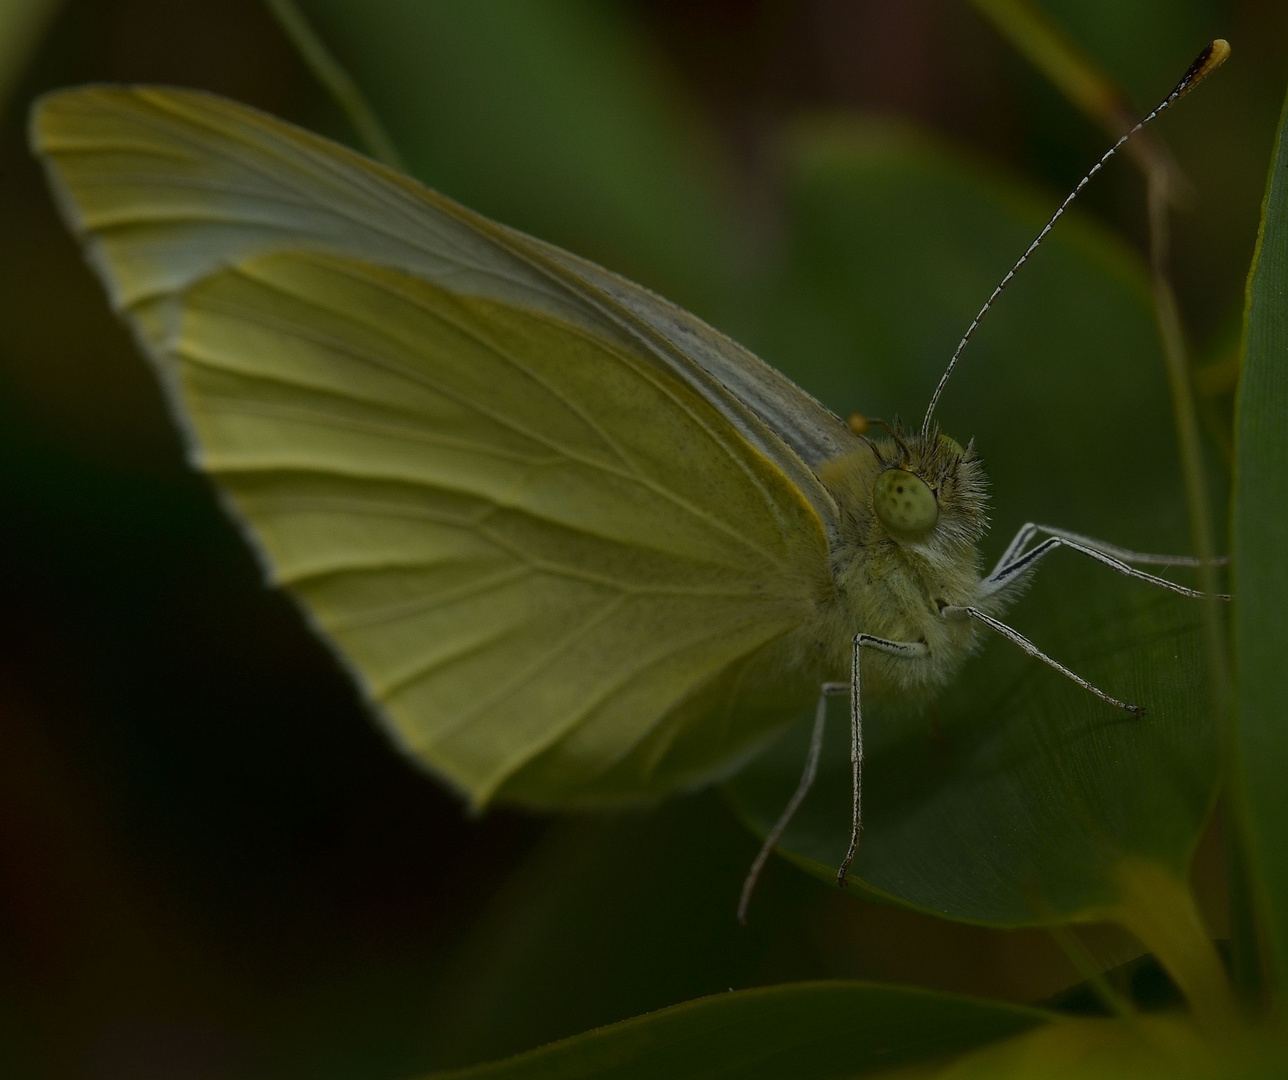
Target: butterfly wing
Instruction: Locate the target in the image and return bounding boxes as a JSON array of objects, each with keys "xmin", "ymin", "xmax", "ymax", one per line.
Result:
[
  {"xmin": 33, "ymin": 86, "xmax": 860, "ymax": 502},
  {"xmin": 32, "ymin": 86, "xmax": 839, "ymax": 806},
  {"xmin": 527, "ymin": 239, "xmax": 863, "ymax": 469}
]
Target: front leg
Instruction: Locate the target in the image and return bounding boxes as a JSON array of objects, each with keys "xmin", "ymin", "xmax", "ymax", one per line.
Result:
[
  {"xmin": 980, "ymin": 523, "xmax": 1229, "ymax": 601},
  {"xmin": 1012, "ymin": 525, "xmax": 1229, "ymax": 568},
  {"xmin": 991, "ymin": 521, "xmax": 1041, "ymax": 575}
]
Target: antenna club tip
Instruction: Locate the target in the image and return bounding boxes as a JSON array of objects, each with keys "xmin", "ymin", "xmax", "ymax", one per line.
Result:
[
  {"xmin": 1202, "ymin": 39, "xmax": 1232, "ymax": 79},
  {"xmin": 846, "ymin": 412, "xmax": 870, "ymax": 436},
  {"xmin": 1178, "ymin": 39, "xmax": 1231, "ymax": 98}
]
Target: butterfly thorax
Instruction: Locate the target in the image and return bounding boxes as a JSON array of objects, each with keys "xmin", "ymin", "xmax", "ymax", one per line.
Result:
[{"xmin": 813, "ymin": 428, "xmax": 990, "ymax": 694}]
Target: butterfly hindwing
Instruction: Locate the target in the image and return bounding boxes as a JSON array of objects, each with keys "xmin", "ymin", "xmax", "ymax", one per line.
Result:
[{"xmin": 95, "ymin": 234, "xmax": 842, "ymax": 803}]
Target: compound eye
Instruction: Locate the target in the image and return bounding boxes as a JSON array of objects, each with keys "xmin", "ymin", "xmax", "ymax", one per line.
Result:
[{"xmin": 873, "ymin": 469, "xmax": 938, "ymax": 539}]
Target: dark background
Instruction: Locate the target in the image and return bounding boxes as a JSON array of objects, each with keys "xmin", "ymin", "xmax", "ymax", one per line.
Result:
[{"xmin": 1, "ymin": 2, "xmax": 1285, "ymax": 1077}]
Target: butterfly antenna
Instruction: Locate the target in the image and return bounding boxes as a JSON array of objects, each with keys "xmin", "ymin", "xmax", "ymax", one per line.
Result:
[{"xmin": 919, "ymin": 39, "xmax": 1230, "ymax": 440}]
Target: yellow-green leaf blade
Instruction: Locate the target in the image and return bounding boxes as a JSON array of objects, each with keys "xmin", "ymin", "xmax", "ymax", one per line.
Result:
[{"xmin": 1232, "ymin": 83, "xmax": 1288, "ymax": 987}]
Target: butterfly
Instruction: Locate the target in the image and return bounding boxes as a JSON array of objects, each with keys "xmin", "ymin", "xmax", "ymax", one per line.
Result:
[{"xmin": 31, "ymin": 41, "xmax": 1227, "ymax": 920}]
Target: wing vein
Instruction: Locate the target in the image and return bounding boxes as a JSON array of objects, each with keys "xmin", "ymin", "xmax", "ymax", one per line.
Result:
[
  {"xmin": 382, "ymin": 593, "xmax": 627, "ymax": 720},
  {"xmin": 238, "ymin": 259, "xmax": 790, "ymax": 563},
  {"xmin": 494, "ymin": 612, "xmax": 789, "ymax": 794},
  {"xmin": 237, "ymin": 486, "xmax": 788, "ymax": 596},
  {"xmin": 316, "ymin": 565, "xmax": 534, "ymax": 632},
  {"xmin": 179, "ymin": 293, "xmax": 785, "ymax": 566}
]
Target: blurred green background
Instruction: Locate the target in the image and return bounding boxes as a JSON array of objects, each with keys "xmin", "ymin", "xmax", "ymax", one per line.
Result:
[{"xmin": 1, "ymin": 2, "xmax": 1285, "ymax": 1078}]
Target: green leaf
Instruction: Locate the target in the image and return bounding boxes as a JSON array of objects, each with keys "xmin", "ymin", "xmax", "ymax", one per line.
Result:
[
  {"xmin": 727, "ymin": 121, "xmax": 1218, "ymax": 927},
  {"xmin": 289, "ymin": 0, "xmax": 738, "ymax": 312},
  {"xmin": 1232, "ymin": 84, "xmax": 1288, "ymax": 987},
  {"xmin": 426, "ymin": 981, "xmax": 1045, "ymax": 1080}
]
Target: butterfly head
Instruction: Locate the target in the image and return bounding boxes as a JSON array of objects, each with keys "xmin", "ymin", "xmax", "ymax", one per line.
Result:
[
  {"xmin": 821, "ymin": 422, "xmax": 988, "ymax": 552},
  {"xmin": 871, "ymin": 426, "xmax": 987, "ymax": 550}
]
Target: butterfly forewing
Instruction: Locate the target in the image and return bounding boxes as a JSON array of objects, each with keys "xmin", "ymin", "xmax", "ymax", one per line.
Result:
[
  {"xmin": 35, "ymin": 79, "xmax": 839, "ymax": 805},
  {"xmin": 34, "ymin": 86, "xmax": 854, "ymax": 515}
]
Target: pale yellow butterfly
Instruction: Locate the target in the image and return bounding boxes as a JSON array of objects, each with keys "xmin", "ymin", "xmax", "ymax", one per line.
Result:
[{"xmin": 30, "ymin": 41, "xmax": 1227, "ymax": 920}]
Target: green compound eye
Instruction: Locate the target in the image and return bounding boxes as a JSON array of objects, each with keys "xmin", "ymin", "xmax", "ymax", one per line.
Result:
[
  {"xmin": 938, "ymin": 434, "xmax": 965, "ymax": 458},
  {"xmin": 873, "ymin": 469, "xmax": 938, "ymax": 539}
]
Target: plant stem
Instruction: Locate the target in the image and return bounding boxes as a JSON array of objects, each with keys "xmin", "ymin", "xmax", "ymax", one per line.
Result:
[
  {"xmin": 1110, "ymin": 859, "xmax": 1238, "ymax": 1033},
  {"xmin": 262, "ymin": 0, "xmax": 406, "ymax": 172},
  {"xmin": 967, "ymin": 0, "xmax": 1185, "ymax": 199},
  {"xmin": 1147, "ymin": 183, "xmax": 1226, "ymax": 671}
]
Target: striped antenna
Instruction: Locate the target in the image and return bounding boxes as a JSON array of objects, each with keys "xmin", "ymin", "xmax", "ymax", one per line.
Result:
[{"xmin": 919, "ymin": 39, "xmax": 1230, "ymax": 440}]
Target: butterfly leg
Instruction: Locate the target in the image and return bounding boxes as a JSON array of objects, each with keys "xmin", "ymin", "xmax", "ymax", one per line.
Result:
[
  {"xmin": 738, "ymin": 680, "xmax": 847, "ymax": 924},
  {"xmin": 941, "ymin": 604, "xmax": 1142, "ymax": 715},
  {"xmin": 987, "ymin": 522, "xmax": 1216, "ymax": 577},
  {"xmin": 980, "ymin": 523, "xmax": 1229, "ymax": 602},
  {"xmin": 1012, "ymin": 524, "xmax": 1229, "ymax": 569},
  {"xmin": 992, "ymin": 521, "xmax": 1041, "ymax": 572},
  {"xmin": 836, "ymin": 634, "xmax": 930, "ymax": 889},
  {"xmin": 740, "ymin": 633, "xmax": 932, "ymax": 920}
]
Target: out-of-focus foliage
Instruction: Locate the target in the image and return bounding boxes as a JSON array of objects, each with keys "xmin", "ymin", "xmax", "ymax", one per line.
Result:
[
  {"xmin": 0, "ymin": 0, "xmax": 63, "ymax": 113},
  {"xmin": 2, "ymin": 1, "xmax": 1286, "ymax": 1078},
  {"xmin": 429, "ymin": 982, "xmax": 1045, "ymax": 1080},
  {"xmin": 294, "ymin": 0, "xmax": 741, "ymax": 315}
]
